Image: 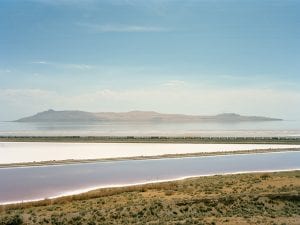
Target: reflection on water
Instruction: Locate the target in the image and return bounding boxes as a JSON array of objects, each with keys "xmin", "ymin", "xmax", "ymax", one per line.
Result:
[
  {"xmin": 0, "ymin": 120, "xmax": 300, "ymax": 137},
  {"xmin": 0, "ymin": 151, "xmax": 299, "ymax": 203}
]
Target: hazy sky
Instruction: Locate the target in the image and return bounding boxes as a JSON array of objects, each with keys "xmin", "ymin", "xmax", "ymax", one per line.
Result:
[{"xmin": 0, "ymin": 0, "xmax": 300, "ymax": 120}]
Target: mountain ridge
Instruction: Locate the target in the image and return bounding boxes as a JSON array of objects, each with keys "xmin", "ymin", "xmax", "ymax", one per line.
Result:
[{"xmin": 15, "ymin": 110, "xmax": 283, "ymax": 123}]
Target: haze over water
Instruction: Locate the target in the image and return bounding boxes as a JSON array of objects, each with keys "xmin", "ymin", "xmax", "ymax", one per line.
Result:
[{"xmin": 1, "ymin": 120, "xmax": 300, "ymax": 137}]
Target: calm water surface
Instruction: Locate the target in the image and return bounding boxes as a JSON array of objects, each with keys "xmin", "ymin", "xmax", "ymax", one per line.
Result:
[
  {"xmin": 0, "ymin": 151, "xmax": 299, "ymax": 204},
  {"xmin": 0, "ymin": 120, "xmax": 300, "ymax": 137}
]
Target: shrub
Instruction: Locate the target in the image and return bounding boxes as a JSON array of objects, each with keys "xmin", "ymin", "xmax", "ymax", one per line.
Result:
[{"xmin": 1, "ymin": 214, "xmax": 23, "ymax": 225}]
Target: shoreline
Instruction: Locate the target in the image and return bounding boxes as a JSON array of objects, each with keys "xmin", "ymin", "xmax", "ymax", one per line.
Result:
[
  {"xmin": 1, "ymin": 168, "xmax": 299, "ymax": 206},
  {"xmin": 1, "ymin": 147, "xmax": 299, "ymax": 168},
  {"xmin": 1, "ymin": 135, "xmax": 300, "ymax": 144}
]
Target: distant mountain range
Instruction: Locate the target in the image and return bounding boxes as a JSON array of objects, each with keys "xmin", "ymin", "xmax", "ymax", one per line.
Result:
[{"xmin": 15, "ymin": 109, "xmax": 282, "ymax": 123}]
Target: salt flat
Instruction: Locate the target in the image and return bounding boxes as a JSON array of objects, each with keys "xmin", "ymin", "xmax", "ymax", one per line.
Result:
[{"xmin": 0, "ymin": 142, "xmax": 299, "ymax": 164}]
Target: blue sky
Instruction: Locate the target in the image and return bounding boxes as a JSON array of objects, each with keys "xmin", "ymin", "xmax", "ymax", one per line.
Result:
[{"xmin": 0, "ymin": 0, "xmax": 300, "ymax": 120}]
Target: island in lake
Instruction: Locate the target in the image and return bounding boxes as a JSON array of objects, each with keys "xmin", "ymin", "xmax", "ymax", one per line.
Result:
[{"xmin": 15, "ymin": 109, "xmax": 282, "ymax": 123}]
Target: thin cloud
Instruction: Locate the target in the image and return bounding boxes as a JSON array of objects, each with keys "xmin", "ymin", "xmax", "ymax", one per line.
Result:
[
  {"xmin": 31, "ymin": 61, "xmax": 93, "ymax": 70},
  {"xmin": 77, "ymin": 23, "xmax": 170, "ymax": 33},
  {"xmin": 163, "ymin": 80, "xmax": 186, "ymax": 87},
  {"xmin": 3, "ymin": 86, "xmax": 299, "ymax": 119},
  {"xmin": 0, "ymin": 88, "xmax": 56, "ymax": 98},
  {"xmin": 31, "ymin": 0, "xmax": 96, "ymax": 6},
  {"xmin": 31, "ymin": 61, "xmax": 48, "ymax": 64},
  {"xmin": 0, "ymin": 69, "xmax": 11, "ymax": 73}
]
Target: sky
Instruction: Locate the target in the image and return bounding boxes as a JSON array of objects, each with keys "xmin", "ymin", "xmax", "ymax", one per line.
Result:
[{"xmin": 0, "ymin": 0, "xmax": 300, "ymax": 120}]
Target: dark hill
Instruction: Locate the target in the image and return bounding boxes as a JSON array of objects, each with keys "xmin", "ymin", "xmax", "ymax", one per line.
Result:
[{"xmin": 15, "ymin": 110, "xmax": 282, "ymax": 123}]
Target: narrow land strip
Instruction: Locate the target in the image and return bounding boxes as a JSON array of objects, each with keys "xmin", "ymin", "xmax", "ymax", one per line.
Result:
[
  {"xmin": 1, "ymin": 148, "xmax": 299, "ymax": 168},
  {"xmin": 1, "ymin": 136, "xmax": 300, "ymax": 144}
]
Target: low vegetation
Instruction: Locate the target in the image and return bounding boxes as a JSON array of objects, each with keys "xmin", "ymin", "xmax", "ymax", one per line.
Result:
[
  {"xmin": 0, "ymin": 171, "xmax": 299, "ymax": 225},
  {"xmin": 1, "ymin": 136, "xmax": 300, "ymax": 144}
]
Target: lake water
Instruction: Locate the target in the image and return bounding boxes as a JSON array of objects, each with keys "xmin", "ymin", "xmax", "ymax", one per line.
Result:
[
  {"xmin": 0, "ymin": 120, "xmax": 300, "ymax": 137},
  {"xmin": 0, "ymin": 151, "xmax": 299, "ymax": 204}
]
